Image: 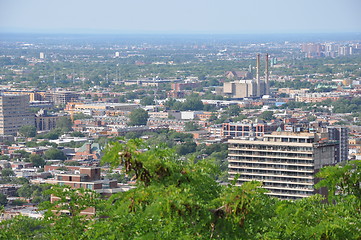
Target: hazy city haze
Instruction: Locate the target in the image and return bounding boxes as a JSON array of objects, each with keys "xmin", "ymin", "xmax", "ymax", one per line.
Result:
[{"xmin": 0, "ymin": 0, "xmax": 360, "ymax": 34}]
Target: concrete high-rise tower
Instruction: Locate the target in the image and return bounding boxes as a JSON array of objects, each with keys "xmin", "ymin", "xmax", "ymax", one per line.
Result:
[
  {"xmin": 0, "ymin": 94, "xmax": 34, "ymax": 135},
  {"xmin": 228, "ymin": 131, "xmax": 336, "ymax": 200}
]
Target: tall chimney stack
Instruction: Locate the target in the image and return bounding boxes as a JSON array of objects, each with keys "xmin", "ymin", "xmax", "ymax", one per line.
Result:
[
  {"xmin": 256, "ymin": 53, "xmax": 261, "ymax": 97},
  {"xmin": 265, "ymin": 53, "xmax": 269, "ymax": 95}
]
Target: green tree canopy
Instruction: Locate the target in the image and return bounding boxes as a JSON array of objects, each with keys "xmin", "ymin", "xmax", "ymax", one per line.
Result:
[
  {"xmin": 29, "ymin": 154, "xmax": 46, "ymax": 168},
  {"xmin": 175, "ymin": 141, "xmax": 197, "ymax": 155},
  {"xmin": 13, "ymin": 150, "xmax": 31, "ymax": 159},
  {"xmin": 18, "ymin": 125, "xmax": 37, "ymax": 138},
  {"xmin": 56, "ymin": 116, "xmax": 73, "ymax": 132},
  {"xmin": 44, "ymin": 148, "xmax": 66, "ymax": 160},
  {"xmin": 128, "ymin": 108, "xmax": 149, "ymax": 126},
  {"xmin": 72, "ymin": 113, "xmax": 92, "ymax": 121},
  {"xmin": 0, "ymin": 193, "xmax": 7, "ymax": 206},
  {"xmin": 182, "ymin": 94, "xmax": 204, "ymax": 111},
  {"xmin": 164, "ymin": 94, "xmax": 204, "ymax": 111},
  {"xmin": 227, "ymin": 104, "xmax": 241, "ymax": 117},
  {"xmin": 184, "ymin": 121, "xmax": 200, "ymax": 131},
  {"xmin": 0, "ymin": 155, "xmax": 10, "ymax": 160},
  {"xmin": 140, "ymin": 96, "xmax": 155, "ymax": 106},
  {"xmin": 70, "ymin": 131, "xmax": 85, "ymax": 137},
  {"xmin": 259, "ymin": 110, "xmax": 275, "ymax": 121},
  {"xmin": 1, "ymin": 168, "xmax": 15, "ymax": 177}
]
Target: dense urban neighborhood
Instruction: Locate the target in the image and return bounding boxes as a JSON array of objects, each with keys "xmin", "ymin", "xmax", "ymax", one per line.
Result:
[{"xmin": 0, "ymin": 33, "xmax": 361, "ymax": 239}]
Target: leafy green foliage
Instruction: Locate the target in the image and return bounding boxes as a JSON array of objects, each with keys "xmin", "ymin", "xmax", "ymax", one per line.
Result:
[
  {"xmin": 18, "ymin": 125, "xmax": 37, "ymax": 138},
  {"xmin": 0, "ymin": 216, "xmax": 46, "ymax": 239},
  {"xmin": 13, "ymin": 150, "xmax": 31, "ymax": 159},
  {"xmin": 56, "ymin": 116, "xmax": 73, "ymax": 132},
  {"xmin": 36, "ymin": 128, "xmax": 62, "ymax": 140},
  {"xmin": 165, "ymin": 94, "xmax": 204, "ymax": 111},
  {"xmin": 259, "ymin": 110, "xmax": 275, "ymax": 120},
  {"xmin": 0, "ymin": 192, "xmax": 7, "ymax": 206},
  {"xmin": 0, "ymin": 155, "xmax": 10, "ymax": 160},
  {"xmin": 39, "ymin": 185, "xmax": 100, "ymax": 240},
  {"xmin": 29, "ymin": 154, "xmax": 46, "ymax": 167},
  {"xmin": 184, "ymin": 121, "xmax": 200, "ymax": 131},
  {"xmin": 227, "ymin": 104, "xmax": 241, "ymax": 117},
  {"xmin": 328, "ymin": 97, "xmax": 361, "ymax": 113},
  {"xmin": 70, "ymin": 131, "xmax": 85, "ymax": 137},
  {"xmin": 17, "ymin": 183, "xmax": 51, "ymax": 203},
  {"xmin": 128, "ymin": 108, "xmax": 149, "ymax": 126},
  {"xmin": 316, "ymin": 160, "xmax": 361, "ymax": 206},
  {"xmin": 72, "ymin": 112, "xmax": 92, "ymax": 120},
  {"xmin": 43, "ymin": 148, "xmax": 66, "ymax": 160},
  {"xmin": 175, "ymin": 141, "xmax": 197, "ymax": 156},
  {"xmin": 10, "ymin": 199, "xmax": 26, "ymax": 206},
  {"xmin": 1, "ymin": 168, "xmax": 15, "ymax": 177},
  {"xmin": 140, "ymin": 95, "xmax": 156, "ymax": 105}
]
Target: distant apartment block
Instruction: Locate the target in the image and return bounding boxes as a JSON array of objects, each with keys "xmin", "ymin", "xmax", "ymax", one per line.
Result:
[
  {"xmin": 171, "ymin": 82, "xmax": 200, "ymax": 91},
  {"xmin": 3, "ymin": 90, "xmax": 45, "ymax": 102},
  {"xmin": 295, "ymin": 92, "xmax": 350, "ymax": 103},
  {"xmin": 228, "ymin": 131, "xmax": 336, "ymax": 200},
  {"xmin": 35, "ymin": 109, "xmax": 59, "ymax": 131},
  {"xmin": 168, "ymin": 82, "xmax": 201, "ymax": 98},
  {"xmin": 45, "ymin": 91, "xmax": 79, "ymax": 106},
  {"xmin": 0, "ymin": 94, "xmax": 34, "ymax": 135}
]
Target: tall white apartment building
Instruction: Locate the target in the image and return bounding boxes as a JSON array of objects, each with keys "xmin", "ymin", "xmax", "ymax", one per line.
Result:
[{"xmin": 228, "ymin": 131, "xmax": 336, "ymax": 200}]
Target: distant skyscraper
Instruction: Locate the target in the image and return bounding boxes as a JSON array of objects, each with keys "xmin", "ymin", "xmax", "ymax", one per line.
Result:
[
  {"xmin": 0, "ymin": 94, "xmax": 34, "ymax": 135},
  {"xmin": 39, "ymin": 52, "xmax": 45, "ymax": 59},
  {"xmin": 115, "ymin": 51, "xmax": 120, "ymax": 57}
]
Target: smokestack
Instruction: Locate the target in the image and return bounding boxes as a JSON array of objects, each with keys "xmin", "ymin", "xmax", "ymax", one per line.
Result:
[
  {"xmin": 256, "ymin": 53, "xmax": 261, "ymax": 97},
  {"xmin": 265, "ymin": 53, "xmax": 269, "ymax": 95}
]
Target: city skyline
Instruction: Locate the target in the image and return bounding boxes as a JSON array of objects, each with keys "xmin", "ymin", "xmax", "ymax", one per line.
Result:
[{"xmin": 1, "ymin": 0, "xmax": 360, "ymax": 34}]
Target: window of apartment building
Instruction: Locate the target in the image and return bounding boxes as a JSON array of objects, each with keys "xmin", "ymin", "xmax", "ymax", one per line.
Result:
[{"xmin": 86, "ymin": 184, "xmax": 93, "ymax": 190}]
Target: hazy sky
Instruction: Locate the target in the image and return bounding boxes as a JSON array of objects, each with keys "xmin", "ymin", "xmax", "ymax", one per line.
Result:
[{"xmin": 0, "ymin": 0, "xmax": 360, "ymax": 34}]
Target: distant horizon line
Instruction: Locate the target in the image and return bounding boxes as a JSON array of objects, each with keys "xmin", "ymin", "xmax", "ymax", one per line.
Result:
[{"xmin": 1, "ymin": 29, "xmax": 361, "ymax": 36}]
